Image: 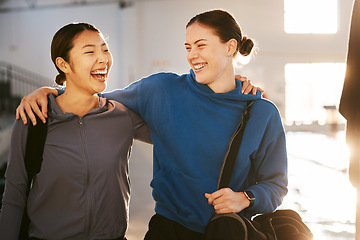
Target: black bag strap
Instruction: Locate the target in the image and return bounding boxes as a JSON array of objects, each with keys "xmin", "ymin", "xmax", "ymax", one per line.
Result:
[
  {"xmin": 217, "ymin": 100, "xmax": 254, "ymax": 190},
  {"xmin": 19, "ymin": 115, "xmax": 48, "ymax": 240},
  {"xmin": 24, "ymin": 115, "xmax": 48, "ymax": 187}
]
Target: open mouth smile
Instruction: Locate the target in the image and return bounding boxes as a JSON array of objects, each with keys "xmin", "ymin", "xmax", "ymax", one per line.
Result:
[
  {"xmin": 193, "ymin": 63, "xmax": 207, "ymax": 72},
  {"xmin": 91, "ymin": 69, "xmax": 107, "ymax": 81}
]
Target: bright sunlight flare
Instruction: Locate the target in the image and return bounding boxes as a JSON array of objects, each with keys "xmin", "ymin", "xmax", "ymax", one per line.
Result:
[
  {"xmin": 284, "ymin": 131, "xmax": 356, "ymax": 239},
  {"xmin": 284, "ymin": 0, "xmax": 338, "ymax": 34},
  {"xmin": 285, "ymin": 62, "xmax": 346, "ymax": 123}
]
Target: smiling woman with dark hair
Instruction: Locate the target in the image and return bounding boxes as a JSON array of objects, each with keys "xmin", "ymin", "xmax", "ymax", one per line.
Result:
[{"xmin": 0, "ymin": 22, "xmax": 151, "ymax": 240}]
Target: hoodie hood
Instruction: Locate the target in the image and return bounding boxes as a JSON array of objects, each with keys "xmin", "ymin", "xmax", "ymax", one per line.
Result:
[
  {"xmin": 47, "ymin": 94, "xmax": 108, "ymax": 125},
  {"xmin": 188, "ymin": 69, "xmax": 261, "ymax": 101}
]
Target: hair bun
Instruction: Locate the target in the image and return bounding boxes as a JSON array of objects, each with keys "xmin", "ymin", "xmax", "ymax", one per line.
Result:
[
  {"xmin": 239, "ymin": 36, "xmax": 254, "ymax": 56},
  {"xmin": 55, "ymin": 73, "xmax": 66, "ymax": 86}
]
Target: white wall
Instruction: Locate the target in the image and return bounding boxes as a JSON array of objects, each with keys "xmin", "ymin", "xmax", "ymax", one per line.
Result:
[
  {"xmin": 0, "ymin": 2, "xmax": 124, "ymax": 90},
  {"xmin": 128, "ymin": 0, "xmax": 354, "ymax": 113},
  {"xmin": 0, "ymin": 0, "xmax": 355, "ymax": 115}
]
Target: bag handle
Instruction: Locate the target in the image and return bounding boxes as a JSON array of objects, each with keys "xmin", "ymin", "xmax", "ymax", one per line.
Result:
[{"xmin": 217, "ymin": 100, "xmax": 254, "ymax": 190}]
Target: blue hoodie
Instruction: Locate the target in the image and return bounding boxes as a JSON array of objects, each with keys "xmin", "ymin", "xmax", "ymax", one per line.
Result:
[{"xmin": 103, "ymin": 70, "xmax": 288, "ymax": 233}]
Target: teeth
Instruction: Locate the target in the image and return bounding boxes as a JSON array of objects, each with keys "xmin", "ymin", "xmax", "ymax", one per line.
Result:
[
  {"xmin": 91, "ymin": 69, "xmax": 107, "ymax": 75},
  {"xmin": 194, "ymin": 64, "xmax": 206, "ymax": 70}
]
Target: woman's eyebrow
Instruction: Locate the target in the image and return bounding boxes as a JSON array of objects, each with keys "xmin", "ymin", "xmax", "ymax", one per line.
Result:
[
  {"xmin": 194, "ymin": 39, "xmax": 207, "ymax": 44},
  {"xmin": 82, "ymin": 44, "xmax": 95, "ymax": 49},
  {"xmin": 185, "ymin": 39, "xmax": 207, "ymax": 46},
  {"xmin": 82, "ymin": 42, "xmax": 107, "ymax": 49}
]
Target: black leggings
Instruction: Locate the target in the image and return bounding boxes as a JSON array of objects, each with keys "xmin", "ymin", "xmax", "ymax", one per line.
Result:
[
  {"xmin": 29, "ymin": 237, "xmax": 126, "ymax": 240},
  {"xmin": 144, "ymin": 214, "xmax": 205, "ymax": 240}
]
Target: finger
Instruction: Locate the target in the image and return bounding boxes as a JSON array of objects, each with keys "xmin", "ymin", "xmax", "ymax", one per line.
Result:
[
  {"xmin": 214, "ymin": 202, "xmax": 229, "ymax": 211},
  {"xmin": 213, "ymin": 198, "xmax": 236, "ymax": 213},
  {"xmin": 253, "ymin": 87, "xmax": 265, "ymax": 95},
  {"xmin": 212, "ymin": 188, "xmax": 234, "ymax": 206},
  {"xmin": 24, "ymin": 104, "xmax": 37, "ymax": 126},
  {"xmin": 243, "ymin": 84, "xmax": 253, "ymax": 95},
  {"xmin": 241, "ymin": 80, "xmax": 250, "ymax": 94},
  {"xmin": 16, "ymin": 106, "xmax": 21, "ymax": 121},
  {"xmin": 212, "ymin": 196, "xmax": 226, "ymax": 206},
  {"xmin": 252, "ymin": 87, "xmax": 257, "ymax": 95},
  {"xmin": 30, "ymin": 103, "xmax": 46, "ymax": 125},
  {"xmin": 234, "ymin": 75, "xmax": 243, "ymax": 81},
  {"xmin": 209, "ymin": 189, "xmax": 228, "ymax": 204},
  {"xmin": 205, "ymin": 193, "xmax": 222, "ymax": 205},
  {"xmin": 17, "ymin": 105, "xmax": 28, "ymax": 125},
  {"xmin": 239, "ymin": 76, "xmax": 246, "ymax": 82},
  {"xmin": 205, "ymin": 193, "xmax": 213, "ymax": 205},
  {"xmin": 50, "ymin": 88, "xmax": 59, "ymax": 96},
  {"xmin": 37, "ymin": 98, "xmax": 49, "ymax": 121},
  {"xmin": 205, "ymin": 190, "xmax": 223, "ymax": 205},
  {"xmin": 215, "ymin": 207, "xmax": 235, "ymax": 214}
]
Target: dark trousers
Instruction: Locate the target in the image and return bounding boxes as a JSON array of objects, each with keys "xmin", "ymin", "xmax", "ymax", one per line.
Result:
[
  {"xmin": 144, "ymin": 211, "xmax": 313, "ymax": 240},
  {"xmin": 144, "ymin": 214, "xmax": 205, "ymax": 240},
  {"xmin": 144, "ymin": 214, "xmax": 266, "ymax": 240},
  {"xmin": 29, "ymin": 237, "xmax": 126, "ymax": 240}
]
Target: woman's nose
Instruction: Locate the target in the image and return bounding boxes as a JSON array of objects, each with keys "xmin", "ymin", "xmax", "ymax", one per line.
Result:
[
  {"xmin": 97, "ymin": 52, "xmax": 109, "ymax": 64},
  {"xmin": 188, "ymin": 49, "xmax": 198, "ymax": 60}
]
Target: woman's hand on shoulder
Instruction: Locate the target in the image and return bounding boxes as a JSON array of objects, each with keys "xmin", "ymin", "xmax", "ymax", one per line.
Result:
[
  {"xmin": 16, "ymin": 87, "xmax": 58, "ymax": 125},
  {"xmin": 236, "ymin": 75, "xmax": 264, "ymax": 95}
]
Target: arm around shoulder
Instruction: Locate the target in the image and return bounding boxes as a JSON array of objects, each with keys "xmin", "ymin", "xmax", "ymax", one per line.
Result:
[
  {"xmin": 128, "ymin": 109, "xmax": 152, "ymax": 144},
  {"xmin": 102, "ymin": 80, "xmax": 143, "ymax": 113},
  {"xmin": 16, "ymin": 87, "xmax": 58, "ymax": 125}
]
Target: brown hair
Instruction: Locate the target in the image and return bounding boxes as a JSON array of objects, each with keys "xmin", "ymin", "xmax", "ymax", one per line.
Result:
[
  {"xmin": 186, "ymin": 10, "xmax": 254, "ymax": 57},
  {"xmin": 51, "ymin": 22, "xmax": 100, "ymax": 85}
]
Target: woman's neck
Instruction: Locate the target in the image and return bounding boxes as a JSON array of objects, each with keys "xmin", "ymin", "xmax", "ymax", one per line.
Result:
[
  {"xmin": 207, "ymin": 65, "xmax": 236, "ymax": 93},
  {"xmin": 55, "ymin": 88, "xmax": 99, "ymax": 118}
]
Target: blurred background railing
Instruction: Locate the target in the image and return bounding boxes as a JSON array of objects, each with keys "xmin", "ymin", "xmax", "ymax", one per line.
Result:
[
  {"xmin": 0, "ymin": 61, "xmax": 51, "ymax": 115},
  {"xmin": 0, "ymin": 60, "xmax": 52, "ymax": 179}
]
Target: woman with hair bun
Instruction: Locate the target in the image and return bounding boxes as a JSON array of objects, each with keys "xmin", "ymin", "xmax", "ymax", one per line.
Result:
[
  {"xmin": 107, "ymin": 9, "xmax": 287, "ymax": 239},
  {"xmin": 15, "ymin": 9, "xmax": 286, "ymax": 239}
]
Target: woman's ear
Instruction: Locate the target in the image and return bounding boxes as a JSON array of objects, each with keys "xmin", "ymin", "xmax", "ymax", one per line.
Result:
[
  {"xmin": 55, "ymin": 57, "xmax": 70, "ymax": 74},
  {"xmin": 227, "ymin": 39, "xmax": 238, "ymax": 57}
]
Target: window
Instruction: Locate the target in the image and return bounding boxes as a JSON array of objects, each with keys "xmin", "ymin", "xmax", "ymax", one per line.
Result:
[
  {"xmin": 285, "ymin": 63, "xmax": 345, "ymax": 123},
  {"xmin": 284, "ymin": 0, "xmax": 338, "ymax": 34}
]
